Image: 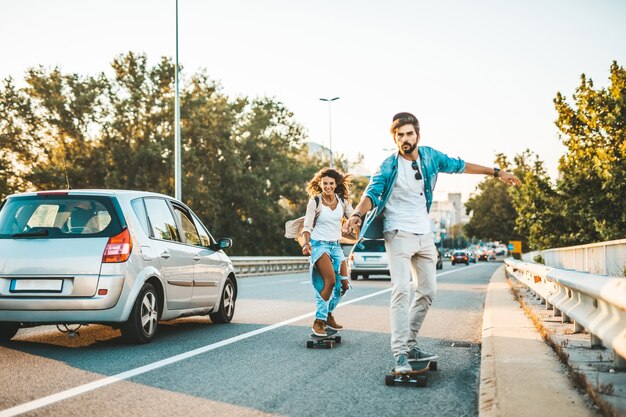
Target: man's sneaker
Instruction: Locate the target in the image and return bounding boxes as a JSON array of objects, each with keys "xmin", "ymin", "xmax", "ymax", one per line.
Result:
[
  {"xmin": 312, "ymin": 319, "xmax": 327, "ymax": 337},
  {"xmin": 407, "ymin": 346, "xmax": 439, "ymax": 362},
  {"xmin": 326, "ymin": 313, "xmax": 343, "ymax": 330},
  {"xmin": 393, "ymin": 354, "xmax": 412, "ymax": 373}
]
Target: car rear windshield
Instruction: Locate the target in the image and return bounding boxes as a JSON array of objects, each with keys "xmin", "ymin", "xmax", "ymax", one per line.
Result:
[
  {"xmin": 453, "ymin": 251, "xmax": 466, "ymax": 256},
  {"xmin": 354, "ymin": 240, "xmax": 386, "ymax": 252},
  {"xmin": 0, "ymin": 195, "xmax": 123, "ymax": 239}
]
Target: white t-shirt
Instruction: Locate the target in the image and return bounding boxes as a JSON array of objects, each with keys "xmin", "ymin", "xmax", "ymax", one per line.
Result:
[
  {"xmin": 310, "ymin": 201, "xmax": 344, "ymax": 241},
  {"xmin": 383, "ymin": 156, "xmax": 431, "ymax": 234}
]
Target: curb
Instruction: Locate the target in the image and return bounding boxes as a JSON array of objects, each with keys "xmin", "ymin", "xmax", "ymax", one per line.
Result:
[{"xmin": 479, "ymin": 265, "xmax": 598, "ymax": 417}]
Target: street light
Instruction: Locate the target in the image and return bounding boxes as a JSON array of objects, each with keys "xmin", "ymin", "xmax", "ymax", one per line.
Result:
[
  {"xmin": 319, "ymin": 97, "xmax": 339, "ymax": 168},
  {"xmin": 174, "ymin": 0, "xmax": 182, "ymax": 200}
]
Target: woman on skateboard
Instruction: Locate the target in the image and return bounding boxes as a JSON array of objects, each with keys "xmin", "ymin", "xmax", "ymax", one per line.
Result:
[{"xmin": 301, "ymin": 167, "xmax": 355, "ymax": 337}]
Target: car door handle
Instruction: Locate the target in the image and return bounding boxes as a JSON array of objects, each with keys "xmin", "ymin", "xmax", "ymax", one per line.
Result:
[
  {"xmin": 160, "ymin": 251, "xmax": 171, "ymax": 259},
  {"xmin": 193, "ymin": 254, "xmax": 200, "ymax": 261}
]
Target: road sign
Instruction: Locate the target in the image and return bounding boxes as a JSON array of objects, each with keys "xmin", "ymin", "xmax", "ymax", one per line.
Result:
[{"xmin": 508, "ymin": 240, "xmax": 522, "ymax": 254}]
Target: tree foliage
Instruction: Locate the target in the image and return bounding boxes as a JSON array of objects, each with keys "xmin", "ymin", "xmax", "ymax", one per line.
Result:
[
  {"xmin": 463, "ymin": 172, "xmax": 520, "ymax": 244},
  {"xmin": 0, "ymin": 52, "xmax": 326, "ymax": 255},
  {"xmin": 553, "ymin": 61, "xmax": 626, "ymax": 244}
]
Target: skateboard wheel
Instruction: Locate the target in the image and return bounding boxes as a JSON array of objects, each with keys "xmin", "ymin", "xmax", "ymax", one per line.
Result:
[
  {"xmin": 429, "ymin": 361, "xmax": 437, "ymax": 371},
  {"xmin": 385, "ymin": 375, "xmax": 395, "ymax": 386},
  {"xmin": 335, "ymin": 336, "xmax": 342, "ymax": 344},
  {"xmin": 325, "ymin": 341, "xmax": 334, "ymax": 348},
  {"xmin": 306, "ymin": 341, "xmax": 314, "ymax": 348}
]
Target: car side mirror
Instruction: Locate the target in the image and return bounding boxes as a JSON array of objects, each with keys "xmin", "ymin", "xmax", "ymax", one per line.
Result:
[{"xmin": 214, "ymin": 238, "xmax": 232, "ymax": 251}]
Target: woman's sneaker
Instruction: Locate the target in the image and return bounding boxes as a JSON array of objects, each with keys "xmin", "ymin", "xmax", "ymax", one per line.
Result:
[
  {"xmin": 325, "ymin": 313, "xmax": 343, "ymax": 330},
  {"xmin": 393, "ymin": 354, "xmax": 412, "ymax": 373},
  {"xmin": 312, "ymin": 319, "xmax": 327, "ymax": 337},
  {"xmin": 407, "ymin": 346, "xmax": 438, "ymax": 361}
]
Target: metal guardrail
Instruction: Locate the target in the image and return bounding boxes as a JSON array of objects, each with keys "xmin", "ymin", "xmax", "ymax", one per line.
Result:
[
  {"xmin": 231, "ymin": 256, "xmax": 309, "ymax": 277},
  {"xmin": 541, "ymin": 238, "xmax": 626, "ymax": 277},
  {"xmin": 504, "ymin": 258, "xmax": 626, "ymax": 369}
]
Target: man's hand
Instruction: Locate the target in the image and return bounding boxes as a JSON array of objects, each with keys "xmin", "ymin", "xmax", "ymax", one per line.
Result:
[
  {"xmin": 302, "ymin": 242, "xmax": 312, "ymax": 256},
  {"xmin": 498, "ymin": 170, "xmax": 521, "ymax": 186}
]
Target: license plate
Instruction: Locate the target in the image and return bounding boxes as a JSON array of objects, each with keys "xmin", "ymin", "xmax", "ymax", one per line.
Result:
[
  {"xmin": 10, "ymin": 279, "xmax": 63, "ymax": 293},
  {"xmin": 363, "ymin": 256, "xmax": 380, "ymax": 262}
]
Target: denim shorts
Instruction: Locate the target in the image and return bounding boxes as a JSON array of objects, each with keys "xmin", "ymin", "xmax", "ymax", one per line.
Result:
[{"xmin": 309, "ymin": 239, "xmax": 344, "ymax": 270}]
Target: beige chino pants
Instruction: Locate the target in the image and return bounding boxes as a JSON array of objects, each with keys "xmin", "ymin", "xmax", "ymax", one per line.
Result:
[{"xmin": 383, "ymin": 230, "xmax": 438, "ymax": 357}]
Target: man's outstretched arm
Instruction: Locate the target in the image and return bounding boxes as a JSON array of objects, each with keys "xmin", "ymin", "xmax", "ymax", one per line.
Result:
[{"xmin": 464, "ymin": 162, "xmax": 521, "ymax": 186}]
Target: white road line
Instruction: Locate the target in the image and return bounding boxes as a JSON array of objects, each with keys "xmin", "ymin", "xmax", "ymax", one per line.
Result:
[{"xmin": 0, "ymin": 266, "xmax": 472, "ymax": 417}]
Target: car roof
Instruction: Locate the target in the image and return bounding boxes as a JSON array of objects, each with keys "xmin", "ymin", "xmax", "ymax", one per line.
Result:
[{"xmin": 7, "ymin": 189, "xmax": 173, "ymax": 200}]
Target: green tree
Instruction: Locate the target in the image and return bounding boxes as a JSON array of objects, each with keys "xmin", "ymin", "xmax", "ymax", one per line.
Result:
[
  {"xmin": 0, "ymin": 52, "xmax": 321, "ymax": 255},
  {"xmin": 553, "ymin": 61, "xmax": 626, "ymax": 243},
  {"xmin": 463, "ymin": 175, "xmax": 520, "ymax": 243}
]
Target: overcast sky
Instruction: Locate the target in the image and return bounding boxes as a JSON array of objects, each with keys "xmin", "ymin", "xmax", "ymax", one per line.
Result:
[{"xmin": 2, "ymin": 0, "xmax": 625, "ymax": 201}]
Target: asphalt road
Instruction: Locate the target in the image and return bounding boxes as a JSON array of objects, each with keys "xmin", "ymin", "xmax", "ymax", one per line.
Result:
[{"xmin": 0, "ymin": 260, "xmax": 503, "ymax": 417}]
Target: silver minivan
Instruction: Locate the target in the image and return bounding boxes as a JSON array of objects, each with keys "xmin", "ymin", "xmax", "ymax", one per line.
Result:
[{"xmin": 0, "ymin": 190, "xmax": 237, "ymax": 343}]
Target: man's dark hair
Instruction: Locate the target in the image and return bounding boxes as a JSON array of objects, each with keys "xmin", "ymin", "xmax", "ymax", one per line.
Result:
[{"xmin": 390, "ymin": 112, "xmax": 420, "ymax": 137}]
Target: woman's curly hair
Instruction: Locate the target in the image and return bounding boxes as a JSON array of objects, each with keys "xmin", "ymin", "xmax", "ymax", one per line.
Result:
[{"xmin": 306, "ymin": 167, "xmax": 352, "ymax": 200}]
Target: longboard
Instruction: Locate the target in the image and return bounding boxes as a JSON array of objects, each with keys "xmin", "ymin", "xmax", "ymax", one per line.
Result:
[
  {"xmin": 385, "ymin": 359, "xmax": 437, "ymax": 387},
  {"xmin": 306, "ymin": 328, "xmax": 341, "ymax": 349}
]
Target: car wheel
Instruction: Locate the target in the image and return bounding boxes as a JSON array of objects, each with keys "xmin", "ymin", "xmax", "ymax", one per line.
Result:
[
  {"xmin": 0, "ymin": 322, "xmax": 19, "ymax": 341},
  {"xmin": 121, "ymin": 282, "xmax": 159, "ymax": 344},
  {"xmin": 210, "ymin": 277, "xmax": 236, "ymax": 324},
  {"xmin": 350, "ymin": 272, "xmax": 358, "ymax": 281},
  {"xmin": 363, "ymin": 274, "xmax": 369, "ymax": 280}
]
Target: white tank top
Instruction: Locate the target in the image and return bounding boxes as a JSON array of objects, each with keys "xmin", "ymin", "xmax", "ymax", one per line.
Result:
[{"xmin": 310, "ymin": 202, "xmax": 343, "ymax": 241}]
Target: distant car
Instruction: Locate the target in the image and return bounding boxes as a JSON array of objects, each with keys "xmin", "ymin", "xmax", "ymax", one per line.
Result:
[
  {"xmin": 0, "ymin": 189, "xmax": 237, "ymax": 344},
  {"xmin": 477, "ymin": 250, "xmax": 489, "ymax": 261},
  {"xmin": 467, "ymin": 251, "xmax": 478, "ymax": 263},
  {"xmin": 451, "ymin": 250, "xmax": 470, "ymax": 266},
  {"xmin": 487, "ymin": 250, "xmax": 496, "ymax": 261},
  {"xmin": 349, "ymin": 239, "xmax": 389, "ymax": 280}
]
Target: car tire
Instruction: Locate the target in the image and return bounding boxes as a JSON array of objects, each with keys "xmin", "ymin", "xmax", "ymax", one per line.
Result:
[
  {"xmin": 0, "ymin": 322, "xmax": 19, "ymax": 341},
  {"xmin": 350, "ymin": 272, "xmax": 358, "ymax": 281},
  {"xmin": 121, "ymin": 282, "xmax": 159, "ymax": 344},
  {"xmin": 363, "ymin": 274, "xmax": 369, "ymax": 280},
  {"xmin": 210, "ymin": 277, "xmax": 236, "ymax": 324}
]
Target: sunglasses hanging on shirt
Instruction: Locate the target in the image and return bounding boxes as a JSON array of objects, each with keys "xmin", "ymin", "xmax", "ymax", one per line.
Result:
[{"xmin": 411, "ymin": 160, "xmax": 422, "ymax": 180}]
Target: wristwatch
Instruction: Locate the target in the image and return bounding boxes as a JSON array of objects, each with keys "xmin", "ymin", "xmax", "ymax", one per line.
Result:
[{"xmin": 493, "ymin": 168, "xmax": 501, "ymax": 178}]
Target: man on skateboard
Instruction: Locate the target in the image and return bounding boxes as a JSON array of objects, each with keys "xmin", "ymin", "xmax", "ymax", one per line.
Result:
[{"xmin": 344, "ymin": 112, "xmax": 520, "ymax": 372}]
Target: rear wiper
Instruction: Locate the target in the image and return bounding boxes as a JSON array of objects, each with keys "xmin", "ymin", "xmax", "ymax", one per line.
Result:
[{"xmin": 12, "ymin": 229, "xmax": 50, "ymax": 238}]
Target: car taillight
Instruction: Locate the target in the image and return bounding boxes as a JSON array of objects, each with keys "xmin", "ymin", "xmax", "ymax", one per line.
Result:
[{"xmin": 102, "ymin": 228, "xmax": 133, "ymax": 263}]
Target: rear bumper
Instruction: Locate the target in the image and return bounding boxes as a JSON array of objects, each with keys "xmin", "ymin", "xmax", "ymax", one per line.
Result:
[{"xmin": 0, "ymin": 275, "xmax": 126, "ymax": 322}]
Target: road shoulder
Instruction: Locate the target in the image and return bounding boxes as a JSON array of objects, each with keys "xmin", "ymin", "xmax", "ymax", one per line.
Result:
[{"xmin": 479, "ymin": 265, "xmax": 598, "ymax": 417}]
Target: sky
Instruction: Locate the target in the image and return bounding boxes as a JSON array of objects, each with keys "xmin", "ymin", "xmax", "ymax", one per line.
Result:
[{"xmin": 2, "ymin": 0, "xmax": 625, "ymax": 202}]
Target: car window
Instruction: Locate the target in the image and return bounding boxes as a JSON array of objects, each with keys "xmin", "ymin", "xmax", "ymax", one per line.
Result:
[
  {"xmin": 354, "ymin": 240, "xmax": 386, "ymax": 252},
  {"xmin": 144, "ymin": 198, "xmax": 181, "ymax": 242},
  {"xmin": 173, "ymin": 206, "xmax": 201, "ymax": 246},
  {"xmin": 130, "ymin": 198, "xmax": 150, "ymax": 236},
  {"xmin": 0, "ymin": 196, "xmax": 120, "ymax": 238},
  {"xmin": 453, "ymin": 251, "xmax": 465, "ymax": 256},
  {"xmin": 191, "ymin": 213, "xmax": 213, "ymax": 248}
]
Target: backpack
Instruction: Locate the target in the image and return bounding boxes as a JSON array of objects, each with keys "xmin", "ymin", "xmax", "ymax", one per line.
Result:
[{"xmin": 284, "ymin": 196, "xmax": 321, "ymax": 246}]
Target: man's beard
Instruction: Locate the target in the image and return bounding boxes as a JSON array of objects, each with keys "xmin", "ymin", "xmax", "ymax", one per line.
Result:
[{"xmin": 399, "ymin": 142, "xmax": 417, "ymax": 155}]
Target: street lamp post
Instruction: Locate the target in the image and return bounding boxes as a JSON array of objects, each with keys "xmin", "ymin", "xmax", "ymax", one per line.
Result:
[
  {"xmin": 319, "ymin": 97, "xmax": 339, "ymax": 168},
  {"xmin": 174, "ymin": 0, "xmax": 182, "ymax": 200}
]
